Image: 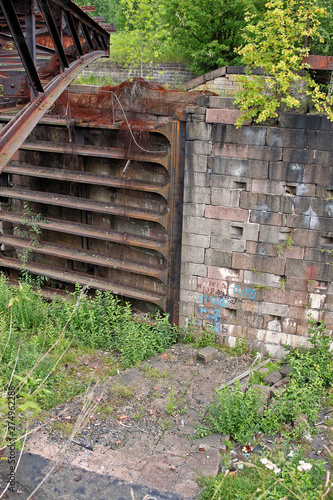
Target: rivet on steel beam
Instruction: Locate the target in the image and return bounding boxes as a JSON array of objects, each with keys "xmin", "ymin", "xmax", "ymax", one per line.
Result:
[{"xmin": 10, "ymin": 83, "xmax": 15, "ymax": 88}]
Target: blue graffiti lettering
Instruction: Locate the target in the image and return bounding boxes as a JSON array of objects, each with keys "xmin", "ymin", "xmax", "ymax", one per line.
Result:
[{"xmin": 234, "ymin": 284, "xmax": 256, "ymax": 300}]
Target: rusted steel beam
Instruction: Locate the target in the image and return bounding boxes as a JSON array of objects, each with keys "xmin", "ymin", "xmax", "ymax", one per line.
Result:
[
  {"xmin": 0, "ymin": 210, "xmax": 169, "ymax": 257},
  {"xmin": 303, "ymin": 54, "xmax": 333, "ymax": 70},
  {"xmin": 0, "ymin": 256, "xmax": 167, "ymax": 308},
  {"xmin": 19, "ymin": 141, "xmax": 168, "ymax": 166},
  {"xmin": 37, "ymin": 0, "xmax": 69, "ymax": 69},
  {"xmin": 0, "ymin": 234, "xmax": 168, "ymax": 283},
  {"xmin": 0, "ymin": 0, "xmax": 44, "ymax": 95},
  {"xmin": 6, "ymin": 163, "xmax": 169, "ymax": 197},
  {"xmin": 0, "ymin": 50, "xmax": 106, "ymax": 171},
  {"xmin": 0, "ymin": 187, "xmax": 169, "ymax": 225},
  {"xmin": 64, "ymin": 11, "xmax": 84, "ymax": 57}
]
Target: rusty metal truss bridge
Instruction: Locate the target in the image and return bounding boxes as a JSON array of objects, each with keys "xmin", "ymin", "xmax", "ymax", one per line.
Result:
[{"xmin": 0, "ymin": 0, "xmax": 110, "ymax": 170}]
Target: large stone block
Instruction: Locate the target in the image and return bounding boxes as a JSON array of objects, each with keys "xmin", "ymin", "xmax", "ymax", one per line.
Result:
[
  {"xmin": 183, "ymin": 186, "xmax": 211, "ymax": 204},
  {"xmin": 205, "ymin": 206, "xmax": 249, "ymax": 222},
  {"xmin": 279, "ymin": 113, "xmax": 321, "ymax": 129},
  {"xmin": 250, "ymin": 211, "xmax": 283, "ymax": 226},
  {"xmin": 186, "ymin": 122, "xmax": 212, "ymax": 141},
  {"xmin": 259, "ymin": 302, "xmax": 289, "ymax": 317},
  {"xmin": 267, "ymin": 128, "xmax": 306, "ymax": 148},
  {"xmin": 244, "ymin": 270, "xmax": 281, "ymax": 288},
  {"xmin": 211, "ymin": 188, "xmax": 240, "ymax": 207},
  {"xmin": 185, "ymin": 140, "xmax": 212, "ymax": 155},
  {"xmin": 308, "ymin": 130, "xmax": 333, "ymax": 150},
  {"xmin": 185, "ymin": 154, "xmax": 208, "ymax": 173},
  {"xmin": 223, "ymin": 124, "xmax": 267, "ymax": 145},
  {"xmin": 232, "ymin": 253, "xmax": 286, "ymax": 275},
  {"xmin": 252, "ymin": 179, "xmax": 285, "ymax": 195},
  {"xmin": 205, "ymin": 249, "xmax": 232, "ymax": 268},
  {"xmin": 239, "ymin": 192, "xmax": 281, "ymax": 212},
  {"xmin": 182, "ymin": 245, "xmax": 205, "ymax": 264},
  {"xmin": 210, "ymin": 237, "xmax": 246, "ymax": 253},
  {"xmin": 248, "ymin": 145, "xmax": 282, "ymax": 162}
]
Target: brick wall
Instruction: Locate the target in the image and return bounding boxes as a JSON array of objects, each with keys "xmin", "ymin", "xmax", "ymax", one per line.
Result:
[
  {"xmin": 181, "ymin": 96, "xmax": 333, "ymax": 356},
  {"xmin": 81, "ymin": 61, "xmax": 194, "ymax": 88}
]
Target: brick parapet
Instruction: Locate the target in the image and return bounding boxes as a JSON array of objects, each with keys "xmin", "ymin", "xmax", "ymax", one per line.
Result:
[{"xmin": 180, "ymin": 109, "xmax": 333, "ymax": 357}]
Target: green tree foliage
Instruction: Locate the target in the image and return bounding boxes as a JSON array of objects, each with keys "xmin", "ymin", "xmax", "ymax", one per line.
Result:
[
  {"xmin": 162, "ymin": 0, "xmax": 263, "ymax": 76},
  {"xmin": 109, "ymin": 0, "xmax": 173, "ymax": 73},
  {"xmin": 234, "ymin": 0, "xmax": 333, "ymax": 126},
  {"xmin": 74, "ymin": 0, "xmax": 123, "ymax": 27}
]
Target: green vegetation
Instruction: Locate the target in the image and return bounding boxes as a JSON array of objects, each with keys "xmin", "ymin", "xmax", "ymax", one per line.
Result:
[
  {"xmin": 235, "ymin": 0, "xmax": 333, "ymax": 126},
  {"xmin": 196, "ymin": 316, "xmax": 333, "ymax": 444},
  {"xmin": 198, "ymin": 449, "xmax": 330, "ymax": 500},
  {"xmin": 0, "ymin": 274, "xmax": 178, "ymax": 446}
]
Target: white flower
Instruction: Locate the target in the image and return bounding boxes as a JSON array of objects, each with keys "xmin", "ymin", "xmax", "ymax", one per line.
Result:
[
  {"xmin": 287, "ymin": 450, "xmax": 294, "ymax": 458},
  {"xmin": 260, "ymin": 458, "xmax": 268, "ymax": 465},
  {"xmin": 274, "ymin": 468, "xmax": 281, "ymax": 474},
  {"xmin": 297, "ymin": 460, "xmax": 312, "ymax": 472}
]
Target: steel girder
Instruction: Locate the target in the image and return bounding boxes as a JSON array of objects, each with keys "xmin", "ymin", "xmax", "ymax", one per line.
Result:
[{"xmin": 0, "ymin": 0, "xmax": 109, "ymax": 170}]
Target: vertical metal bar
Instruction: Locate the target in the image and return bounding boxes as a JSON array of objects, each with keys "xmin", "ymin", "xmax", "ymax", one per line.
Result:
[
  {"xmin": 25, "ymin": 0, "xmax": 36, "ymax": 64},
  {"xmin": 81, "ymin": 24, "xmax": 94, "ymax": 51},
  {"xmin": 37, "ymin": 0, "xmax": 69, "ymax": 69},
  {"xmin": 0, "ymin": 0, "xmax": 43, "ymax": 96},
  {"xmin": 64, "ymin": 11, "xmax": 84, "ymax": 57}
]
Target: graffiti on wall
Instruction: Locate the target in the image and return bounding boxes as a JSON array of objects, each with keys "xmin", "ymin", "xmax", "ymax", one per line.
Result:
[{"xmin": 195, "ymin": 279, "xmax": 257, "ymax": 337}]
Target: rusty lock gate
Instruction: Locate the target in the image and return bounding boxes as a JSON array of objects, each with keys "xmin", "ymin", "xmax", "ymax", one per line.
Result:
[{"xmin": 0, "ymin": 86, "xmax": 186, "ymax": 324}]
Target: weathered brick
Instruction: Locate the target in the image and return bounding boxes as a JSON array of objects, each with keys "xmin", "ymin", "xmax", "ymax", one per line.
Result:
[
  {"xmin": 208, "ymin": 96, "xmax": 238, "ymax": 109},
  {"xmin": 259, "ymin": 225, "xmax": 293, "ymax": 244},
  {"xmin": 235, "ymin": 310, "xmax": 264, "ymax": 328},
  {"xmin": 180, "ymin": 289, "xmax": 202, "ymax": 303},
  {"xmin": 285, "ymin": 214, "xmax": 310, "ymax": 229},
  {"xmin": 250, "ymin": 211, "xmax": 283, "ymax": 226},
  {"xmin": 184, "ymin": 172, "xmax": 210, "ymax": 188},
  {"xmin": 309, "ymin": 292, "xmax": 326, "ymax": 309},
  {"xmin": 181, "ymin": 262, "xmax": 207, "ymax": 278},
  {"xmin": 211, "ymin": 188, "xmax": 240, "ymax": 207},
  {"xmin": 293, "ymin": 229, "xmax": 321, "ymax": 247},
  {"xmin": 302, "ymin": 165, "xmax": 332, "ymax": 184},
  {"xmin": 259, "ymin": 302, "xmax": 289, "ymax": 317},
  {"xmin": 185, "ymin": 140, "xmax": 212, "ymax": 155},
  {"xmin": 252, "ymin": 179, "xmax": 285, "ymax": 195},
  {"xmin": 180, "ymin": 275, "xmax": 198, "ymax": 291},
  {"xmin": 283, "ymin": 148, "xmax": 315, "ymax": 164},
  {"xmin": 182, "ymin": 232, "xmax": 210, "ymax": 247},
  {"xmin": 210, "ymin": 173, "xmax": 251, "ymax": 191},
  {"xmin": 285, "ymin": 276, "xmax": 310, "ymax": 292},
  {"xmin": 244, "ymin": 270, "xmax": 281, "ymax": 288},
  {"xmin": 205, "ymin": 249, "xmax": 232, "ymax": 267},
  {"xmin": 248, "ymin": 145, "xmax": 282, "ymax": 161},
  {"xmin": 232, "ymin": 253, "xmax": 286, "ymax": 274},
  {"xmin": 313, "ymin": 150, "xmax": 333, "ymax": 166},
  {"xmin": 183, "ymin": 203, "xmax": 206, "ymax": 217},
  {"xmin": 208, "ymin": 266, "xmax": 243, "ymax": 281},
  {"xmin": 211, "ymin": 236, "xmax": 246, "ymax": 253},
  {"xmin": 279, "ymin": 113, "xmax": 321, "ymax": 129},
  {"xmin": 179, "ymin": 301, "xmax": 195, "ymax": 317},
  {"xmin": 289, "ymin": 306, "xmax": 320, "ymax": 322},
  {"xmin": 197, "ymin": 277, "xmax": 228, "ymax": 295},
  {"xmin": 308, "ymin": 130, "xmax": 333, "ymax": 150},
  {"xmin": 242, "ymin": 223, "xmax": 260, "ymax": 241},
  {"xmin": 294, "ymin": 196, "xmax": 328, "ymax": 218},
  {"xmin": 285, "ymin": 259, "xmax": 333, "ymax": 281},
  {"xmin": 206, "ymin": 108, "xmax": 242, "ymax": 124},
  {"xmin": 209, "ymin": 157, "xmax": 268, "ymax": 179},
  {"xmin": 281, "ymin": 317, "xmax": 298, "ymax": 335},
  {"xmin": 186, "ymin": 122, "xmax": 212, "ymax": 141},
  {"xmin": 239, "ymin": 192, "xmax": 281, "ymax": 212},
  {"xmin": 222, "ymin": 125, "xmax": 267, "ymax": 146},
  {"xmin": 295, "ymin": 183, "xmax": 316, "ymax": 197},
  {"xmin": 267, "ymin": 128, "xmax": 306, "ymax": 148},
  {"xmin": 182, "ymin": 245, "xmax": 205, "ymax": 264},
  {"xmin": 197, "ymin": 347, "xmax": 218, "ymax": 363},
  {"xmin": 183, "ymin": 186, "xmax": 211, "ymax": 204},
  {"xmin": 205, "ymin": 206, "xmax": 248, "ymax": 222},
  {"xmin": 304, "ymin": 247, "xmax": 333, "ymax": 264},
  {"xmin": 269, "ymin": 162, "xmax": 304, "ymax": 183},
  {"xmin": 264, "ymin": 288, "xmax": 307, "ymax": 307},
  {"xmin": 185, "ymin": 154, "xmax": 208, "ymax": 173},
  {"xmin": 317, "ymin": 185, "xmax": 333, "ymax": 199},
  {"xmin": 183, "ymin": 216, "xmax": 221, "ymax": 236},
  {"xmin": 212, "ymin": 143, "xmax": 248, "ymax": 159}
]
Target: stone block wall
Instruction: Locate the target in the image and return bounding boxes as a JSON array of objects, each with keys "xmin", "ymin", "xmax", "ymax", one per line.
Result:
[
  {"xmin": 180, "ymin": 96, "xmax": 333, "ymax": 356},
  {"xmin": 81, "ymin": 61, "xmax": 194, "ymax": 88}
]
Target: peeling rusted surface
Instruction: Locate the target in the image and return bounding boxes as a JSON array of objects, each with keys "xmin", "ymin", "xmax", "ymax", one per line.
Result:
[
  {"xmin": 0, "ymin": 81, "xmax": 199, "ymax": 323},
  {"xmin": 303, "ymin": 55, "xmax": 333, "ymax": 70}
]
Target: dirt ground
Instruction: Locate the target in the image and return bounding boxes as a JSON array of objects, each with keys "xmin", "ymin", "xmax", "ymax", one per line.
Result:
[{"xmin": 25, "ymin": 344, "xmax": 250, "ymax": 499}]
